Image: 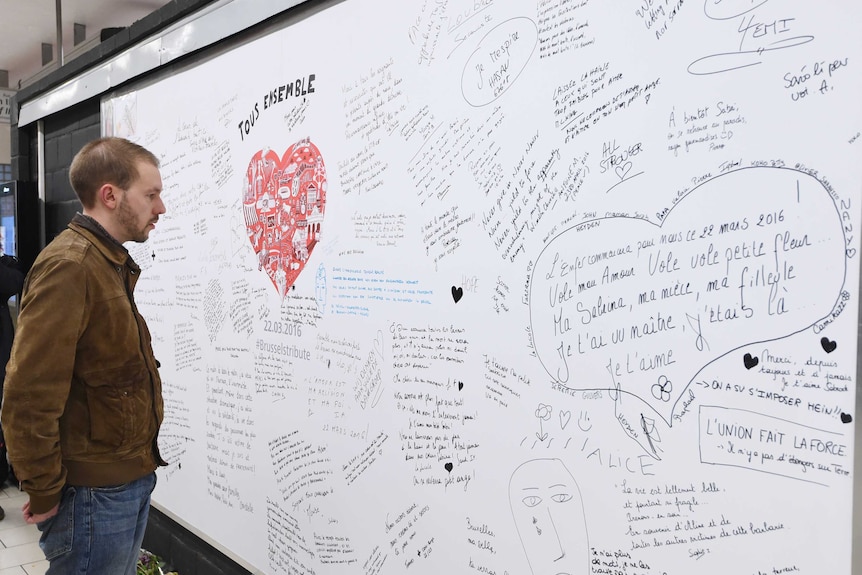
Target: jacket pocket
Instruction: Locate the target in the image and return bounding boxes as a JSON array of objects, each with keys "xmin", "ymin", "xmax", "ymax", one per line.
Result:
[{"xmin": 82, "ymin": 362, "xmax": 152, "ymax": 448}]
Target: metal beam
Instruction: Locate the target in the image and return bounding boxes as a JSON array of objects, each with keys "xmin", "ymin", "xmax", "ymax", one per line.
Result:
[{"xmin": 55, "ymin": 0, "xmax": 64, "ymax": 66}]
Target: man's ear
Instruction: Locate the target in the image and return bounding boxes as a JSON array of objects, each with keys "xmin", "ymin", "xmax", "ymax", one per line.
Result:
[{"xmin": 98, "ymin": 184, "xmax": 120, "ymax": 209}]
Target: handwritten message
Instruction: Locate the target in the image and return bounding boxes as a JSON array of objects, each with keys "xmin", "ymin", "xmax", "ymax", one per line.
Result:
[
  {"xmin": 537, "ymin": 0, "xmax": 593, "ymax": 59},
  {"xmin": 530, "ymin": 167, "xmax": 847, "ymax": 425},
  {"xmin": 699, "ymin": 405, "xmax": 850, "ymax": 485}
]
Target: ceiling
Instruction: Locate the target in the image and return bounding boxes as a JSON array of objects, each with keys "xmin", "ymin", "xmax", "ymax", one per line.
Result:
[{"xmin": 0, "ymin": 0, "xmax": 173, "ymax": 90}]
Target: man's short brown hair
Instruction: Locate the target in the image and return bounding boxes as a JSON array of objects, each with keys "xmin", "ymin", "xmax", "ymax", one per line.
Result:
[{"xmin": 69, "ymin": 137, "xmax": 160, "ymax": 208}]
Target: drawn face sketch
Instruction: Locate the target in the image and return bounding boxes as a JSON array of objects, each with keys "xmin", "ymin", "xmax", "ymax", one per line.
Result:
[{"xmin": 509, "ymin": 458, "xmax": 589, "ymax": 575}]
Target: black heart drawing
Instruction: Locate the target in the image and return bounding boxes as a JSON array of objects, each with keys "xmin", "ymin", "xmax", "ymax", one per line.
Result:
[
  {"xmin": 451, "ymin": 286, "xmax": 464, "ymax": 303},
  {"xmin": 444, "ymin": 462, "xmax": 453, "ymax": 473},
  {"xmin": 458, "ymin": 381, "xmax": 464, "ymax": 391},
  {"xmin": 820, "ymin": 337, "xmax": 837, "ymax": 353},
  {"xmin": 841, "ymin": 412, "xmax": 853, "ymax": 424},
  {"xmin": 743, "ymin": 353, "xmax": 759, "ymax": 370}
]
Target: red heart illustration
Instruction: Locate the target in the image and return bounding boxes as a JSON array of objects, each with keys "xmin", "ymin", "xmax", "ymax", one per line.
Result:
[{"xmin": 243, "ymin": 139, "xmax": 327, "ymax": 296}]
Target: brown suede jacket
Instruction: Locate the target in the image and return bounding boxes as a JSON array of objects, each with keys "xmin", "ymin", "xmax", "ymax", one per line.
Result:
[{"xmin": 1, "ymin": 214, "xmax": 166, "ymax": 514}]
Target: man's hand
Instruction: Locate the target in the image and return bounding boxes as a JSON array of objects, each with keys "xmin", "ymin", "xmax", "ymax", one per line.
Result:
[{"xmin": 22, "ymin": 501, "xmax": 59, "ymax": 524}]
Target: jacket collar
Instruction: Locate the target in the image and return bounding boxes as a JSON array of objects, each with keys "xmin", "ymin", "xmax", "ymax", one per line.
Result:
[{"xmin": 67, "ymin": 213, "xmax": 140, "ymax": 271}]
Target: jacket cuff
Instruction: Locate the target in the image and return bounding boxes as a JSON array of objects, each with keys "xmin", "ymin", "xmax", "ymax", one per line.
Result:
[{"xmin": 28, "ymin": 492, "xmax": 62, "ymax": 515}]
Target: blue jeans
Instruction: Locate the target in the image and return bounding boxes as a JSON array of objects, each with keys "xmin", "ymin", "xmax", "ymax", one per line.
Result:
[{"xmin": 36, "ymin": 472, "xmax": 157, "ymax": 575}]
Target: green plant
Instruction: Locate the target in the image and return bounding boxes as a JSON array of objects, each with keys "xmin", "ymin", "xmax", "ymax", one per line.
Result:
[{"xmin": 137, "ymin": 549, "xmax": 164, "ymax": 575}]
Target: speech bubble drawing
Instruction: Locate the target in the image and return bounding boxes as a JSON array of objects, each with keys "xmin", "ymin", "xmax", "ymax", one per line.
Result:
[
  {"xmin": 461, "ymin": 17, "xmax": 538, "ymax": 107},
  {"xmin": 529, "ymin": 167, "xmax": 847, "ymax": 427}
]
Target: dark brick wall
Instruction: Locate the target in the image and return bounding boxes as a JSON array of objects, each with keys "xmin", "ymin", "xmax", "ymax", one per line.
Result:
[
  {"xmin": 11, "ymin": 96, "xmax": 101, "ymax": 241},
  {"xmin": 40, "ymin": 98, "xmax": 99, "ymax": 239},
  {"xmin": 9, "ymin": 119, "xmax": 32, "ymax": 183},
  {"xmin": 144, "ymin": 508, "xmax": 253, "ymax": 575}
]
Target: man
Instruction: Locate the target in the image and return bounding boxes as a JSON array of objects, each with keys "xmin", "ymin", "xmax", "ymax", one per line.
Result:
[
  {"xmin": 1, "ymin": 137, "xmax": 167, "ymax": 574},
  {"xmin": 0, "ymin": 252, "xmax": 24, "ymax": 518}
]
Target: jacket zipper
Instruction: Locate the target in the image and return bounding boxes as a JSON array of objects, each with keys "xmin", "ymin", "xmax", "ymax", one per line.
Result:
[{"xmin": 120, "ymin": 263, "xmax": 167, "ymax": 466}]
